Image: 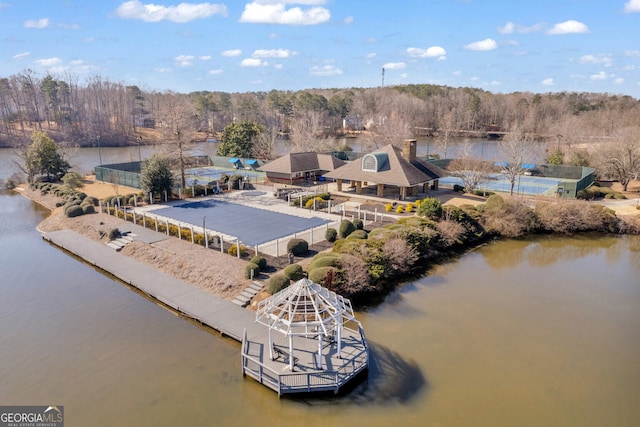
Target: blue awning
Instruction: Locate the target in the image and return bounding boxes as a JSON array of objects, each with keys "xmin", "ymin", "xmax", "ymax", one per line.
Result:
[
  {"xmin": 245, "ymin": 159, "xmax": 258, "ymax": 165},
  {"xmin": 522, "ymin": 163, "xmax": 536, "ymax": 169},
  {"xmin": 228, "ymin": 158, "xmax": 240, "ymax": 163}
]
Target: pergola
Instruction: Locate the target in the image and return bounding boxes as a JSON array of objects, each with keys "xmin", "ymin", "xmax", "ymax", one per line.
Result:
[{"xmin": 255, "ymin": 278, "xmax": 360, "ymax": 372}]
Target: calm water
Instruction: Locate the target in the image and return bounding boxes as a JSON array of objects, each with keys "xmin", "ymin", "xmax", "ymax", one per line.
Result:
[{"xmin": 1, "ymin": 191, "xmax": 639, "ymax": 426}]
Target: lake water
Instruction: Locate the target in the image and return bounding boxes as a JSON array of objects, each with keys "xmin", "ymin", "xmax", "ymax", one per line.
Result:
[
  {"xmin": 1, "ymin": 144, "xmax": 638, "ymax": 426},
  {"xmin": 1, "ymin": 190, "xmax": 638, "ymax": 426}
]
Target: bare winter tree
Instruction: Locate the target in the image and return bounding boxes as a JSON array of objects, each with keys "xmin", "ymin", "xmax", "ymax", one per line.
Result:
[
  {"xmin": 497, "ymin": 128, "xmax": 539, "ymax": 195},
  {"xmin": 592, "ymin": 127, "xmax": 640, "ymax": 191},
  {"xmin": 158, "ymin": 92, "xmax": 198, "ymax": 189},
  {"xmin": 448, "ymin": 142, "xmax": 494, "ymax": 193}
]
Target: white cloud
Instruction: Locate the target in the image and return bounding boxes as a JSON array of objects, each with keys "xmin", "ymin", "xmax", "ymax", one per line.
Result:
[
  {"xmin": 541, "ymin": 78, "xmax": 554, "ymax": 86},
  {"xmin": 175, "ymin": 54, "xmax": 195, "ymax": 66},
  {"xmin": 547, "ymin": 20, "xmax": 589, "ymax": 35},
  {"xmin": 382, "ymin": 62, "xmax": 406, "ymax": 70},
  {"xmin": 222, "ymin": 49, "xmax": 242, "ymax": 57},
  {"xmin": 497, "ymin": 21, "xmax": 544, "ymax": 34},
  {"xmin": 155, "ymin": 67, "xmax": 172, "ymax": 73},
  {"xmin": 69, "ymin": 59, "xmax": 84, "ymax": 66},
  {"xmin": 464, "ymin": 38, "xmax": 497, "ymax": 51},
  {"xmin": 13, "ymin": 52, "xmax": 30, "ymax": 60},
  {"xmin": 399, "ymin": 73, "xmax": 408, "ymax": 79},
  {"xmin": 309, "ymin": 64, "xmax": 342, "ymax": 76},
  {"xmin": 452, "ymin": 70, "xmax": 462, "ymax": 76},
  {"xmin": 614, "ymin": 77, "xmax": 624, "ymax": 84},
  {"xmin": 58, "ymin": 22, "xmax": 80, "ymax": 30},
  {"xmin": 407, "ymin": 46, "xmax": 446, "ymax": 60},
  {"xmin": 590, "ymin": 71, "xmax": 609, "ymax": 81},
  {"xmin": 115, "ymin": 0, "xmax": 228, "ymax": 23},
  {"xmin": 490, "ymin": 80, "xmax": 501, "ymax": 86},
  {"xmin": 622, "ymin": 65, "xmax": 637, "ymax": 71},
  {"xmin": 252, "ymin": 49, "xmax": 295, "ymax": 58},
  {"xmin": 273, "ymin": 63, "xmax": 283, "ymax": 69},
  {"xmin": 344, "ymin": 16, "xmax": 354, "ymax": 24},
  {"xmin": 579, "ymin": 54, "xmax": 613, "ymax": 67},
  {"xmin": 34, "ymin": 57, "xmax": 62, "ymax": 66},
  {"xmin": 200, "ymin": 55, "xmax": 212, "ymax": 60},
  {"xmin": 240, "ymin": 1, "xmax": 330, "ymax": 25},
  {"xmin": 624, "ymin": 0, "xmax": 640, "ymax": 13},
  {"xmin": 625, "ymin": 50, "xmax": 640, "ymax": 57},
  {"xmin": 241, "ymin": 58, "xmax": 267, "ymax": 67},
  {"xmin": 208, "ymin": 69, "xmax": 223, "ymax": 75},
  {"xmin": 24, "ymin": 18, "xmax": 50, "ymax": 29}
]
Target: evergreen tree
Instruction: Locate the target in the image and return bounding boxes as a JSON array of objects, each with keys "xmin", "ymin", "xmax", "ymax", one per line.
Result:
[{"xmin": 216, "ymin": 121, "xmax": 264, "ymax": 158}]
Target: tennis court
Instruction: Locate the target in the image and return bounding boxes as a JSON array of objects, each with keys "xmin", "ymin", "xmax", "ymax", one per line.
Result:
[
  {"xmin": 151, "ymin": 196, "xmax": 330, "ymax": 247},
  {"xmin": 440, "ymin": 173, "xmax": 566, "ymax": 196}
]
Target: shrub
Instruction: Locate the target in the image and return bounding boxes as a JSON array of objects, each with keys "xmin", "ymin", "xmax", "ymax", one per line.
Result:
[
  {"xmin": 308, "ymin": 254, "xmax": 342, "ymax": 271},
  {"xmin": 228, "ymin": 244, "xmax": 247, "ymax": 257},
  {"xmin": 287, "ymin": 238, "xmax": 308, "ymax": 256},
  {"xmin": 267, "ymin": 274, "xmax": 290, "ymax": 295},
  {"xmin": 416, "ymin": 197, "xmax": 442, "ymax": 219},
  {"xmin": 347, "ymin": 229, "xmax": 368, "ymax": 239},
  {"xmin": 405, "ymin": 202, "xmax": 414, "ymax": 213},
  {"xmin": 250, "ymin": 256, "xmax": 267, "ymax": 271},
  {"xmin": 308, "ymin": 266, "xmax": 339, "ymax": 285},
  {"xmin": 304, "ymin": 198, "xmax": 315, "ymax": 209},
  {"xmin": 83, "ymin": 196, "xmax": 99, "ymax": 206},
  {"xmin": 4, "ymin": 179, "xmax": 15, "ymax": 190},
  {"xmin": 245, "ymin": 263, "xmax": 260, "ymax": 280},
  {"xmin": 385, "ymin": 203, "xmax": 393, "ymax": 212},
  {"xmin": 61, "ymin": 172, "xmax": 84, "ymax": 189},
  {"xmin": 352, "ymin": 218, "xmax": 363, "ymax": 230},
  {"xmin": 283, "ymin": 264, "xmax": 305, "ymax": 281},
  {"xmin": 82, "ymin": 204, "xmax": 95, "ymax": 214},
  {"xmin": 339, "ymin": 220, "xmax": 356, "ymax": 238},
  {"xmin": 65, "ymin": 205, "xmax": 84, "ymax": 217},
  {"xmin": 453, "ymin": 184, "xmax": 465, "ymax": 192},
  {"xmin": 484, "ymin": 194, "xmax": 505, "ymax": 210},
  {"xmin": 325, "ymin": 227, "xmax": 338, "ymax": 242},
  {"xmin": 108, "ymin": 228, "xmax": 120, "ymax": 240},
  {"xmin": 395, "ymin": 205, "xmax": 405, "ymax": 213}
]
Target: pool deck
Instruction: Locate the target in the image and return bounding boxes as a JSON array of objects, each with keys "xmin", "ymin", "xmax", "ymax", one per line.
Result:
[{"xmin": 41, "ymin": 229, "xmax": 368, "ymax": 396}]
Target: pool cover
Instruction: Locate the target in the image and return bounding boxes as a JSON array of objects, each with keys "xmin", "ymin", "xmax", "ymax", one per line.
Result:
[{"xmin": 153, "ymin": 199, "xmax": 329, "ymax": 246}]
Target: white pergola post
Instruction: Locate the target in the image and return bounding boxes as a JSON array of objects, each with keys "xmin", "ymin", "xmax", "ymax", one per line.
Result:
[
  {"xmin": 236, "ymin": 240, "xmax": 240, "ymax": 258},
  {"xmin": 134, "ymin": 195, "xmax": 137, "ymax": 207},
  {"xmin": 178, "ymin": 224, "xmax": 181, "ymax": 240},
  {"xmin": 317, "ymin": 333, "xmax": 323, "ymax": 369},
  {"xmin": 166, "ymin": 219, "xmax": 169, "ymax": 235},
  {"xmin": 374, "ymin": 207, "xmax": 378, "ymax": 222},
  {"xmin": 155, "ymin": 216, "xmax": 158, "ymax": 232},
  {"xmin": 191, "ymin": 226, "xmax": 194, "ymax": 244},
  {"xmin": 99, "ymin": 200, "xmax": 103, "ymax": 214},
  {"xmin": 328, "ymin": 199, "xmax": 331, "ymax": 213},
  {"xmin": 149, "ymin": 192, "xmax": 153, "ymax": 204},
  {"xmin": 143, "ymin": 213, "xmax": 146, "ymax": 228},
  {"xmin": 276, "ymin": 239, "xmax": 279, "ymax": 257},
  {"xmin": 220, "ymin": 235, "xmax": 224, "ymax": 254},
  {"xmin": 310, "ymin": 227, "xmax": 313, "ymax": 245},
  {"xmin": 288, "ymin": 334, "xmax": 294, "ymax": 371},
  {"xmin": 164, "ymin": 190, "xmax": 167, "ymax": 202},
  {"xmin": 337, "ymin": 325, "xmax": 343, "ymax": 359},
  {"xmin": 268, "ymin": 327, "xmax": 273, "ymax": 360},
  {"xmin": 255, "ymin": 244, "xmax": 258, "ymax": 256}
]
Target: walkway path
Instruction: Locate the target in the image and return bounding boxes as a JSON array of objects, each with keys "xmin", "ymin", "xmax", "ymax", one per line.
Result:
[{"xmin": 42, "ymin": 229, "xmax": 253, "ymax": 341}]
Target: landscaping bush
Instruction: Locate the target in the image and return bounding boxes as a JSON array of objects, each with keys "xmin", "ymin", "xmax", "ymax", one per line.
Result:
[
  {"xmin": 368, "ymin": 227, "xmax": 394, "ymax": 240},
  {"xmin": 484, "ymin": 194, "xmax": 505, "ymax": 210},
  {"xmin": 308, "ymin": 254, "xmax": 342, "ymax": 271},
  {"xmin": 65, "ymin": 205, "xmax": 84, "ymax": 217},
  {"xmin": 453, "ymin": 184, "xmax": 465, "ymax": 192},
  {"xmin": 228, "ymin": 244, "xmax": 247, "ymax": 257},
  {"xmin": 347, "ymin": 229, "xmax": 368, "ymax": 239},
  {"xmin": 250, "ymin": 255, "xmax": 267, "ymax": 271},
  {"xmin": 267, "ymin": 274, "xmax": 290, "ymax": 295},
  {"xmin": 385, "ymin": 203, "xmax": 393, "ymax": 212},
  {"xmin": 287, "ymin": 238, "xmax": 308, "ymax": 256},
  {"xmin": 82, "ymin": 204, "xmax": 95, "ymax": 214},
  {"xmin": 245, "ymin": 263, "xmax": 260, "ymax": 280},
  {"xmin": 4, "ymin": 179, "xmax": 15, "ymax": 190},
  {"xmin": 352, "ymin": 218, "xmax": 363, "ymax": 230},
  {"xmin": 405, "ymin": 203, "xmax": 414, "ymax": 213},
  {"xmin": 283, "ymin": 264, "xmax": 305, "ymax": 281},
  {"xmin": 108, "ymin": 228, "xmax": 120, "ymax": 240},
  {"xmin": 395, "ymin": 205, "xmax": 405, "ymax": 213},
  {"xmin": 308, "ymin": 266, "xmax": 338, "ymax": 285},
  {"xmin": 325, "ymin": 227, "xmax": 338, "ymax": 242},
  {"xmin": 339, "ymin": 220, "xmax": 356, "ymax": 238},
  {"xmin": 416, "ymin": 197, "xmax": 442, "ymax": 219},
  {"xmin": 83, "ymin": 196, "xmax": 99, "ymax": 206}
]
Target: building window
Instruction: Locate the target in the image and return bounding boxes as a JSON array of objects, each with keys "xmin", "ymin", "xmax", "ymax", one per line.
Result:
[{"xmin": 362, "ymin": 154, "xmax": 377, "ymax": 172}]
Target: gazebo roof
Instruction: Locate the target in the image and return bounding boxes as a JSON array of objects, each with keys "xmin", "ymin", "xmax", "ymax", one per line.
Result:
[{"xmin": 256, "ymin": 278, "xmax": 357, "ymax": 337}]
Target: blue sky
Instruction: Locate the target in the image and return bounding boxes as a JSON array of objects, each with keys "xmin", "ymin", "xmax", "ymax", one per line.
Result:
[{"xmin": 1, "ymin": 0, "xmax": 639, "ymax": 97}]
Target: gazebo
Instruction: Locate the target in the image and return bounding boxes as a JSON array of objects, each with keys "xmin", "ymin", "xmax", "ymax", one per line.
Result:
[{"xmin": 241, "ymin": 278, "xmax": 369, "ymax": 395}]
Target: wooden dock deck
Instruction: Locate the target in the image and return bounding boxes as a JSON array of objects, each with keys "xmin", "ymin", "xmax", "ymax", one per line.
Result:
[{"xmin": 42, "ymin": 229, "xmax": 368, "ymax": 396}]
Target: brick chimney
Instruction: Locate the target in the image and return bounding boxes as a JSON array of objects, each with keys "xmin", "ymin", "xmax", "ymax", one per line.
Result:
[{"xmin": 402, "ymin": 139, "xmax": 417, "ymax": 162}]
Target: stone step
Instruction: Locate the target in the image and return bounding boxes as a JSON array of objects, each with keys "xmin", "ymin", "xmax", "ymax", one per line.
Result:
[{"xmin": 105, "ymin": 242, "xmax": 122, "ymax": 251}]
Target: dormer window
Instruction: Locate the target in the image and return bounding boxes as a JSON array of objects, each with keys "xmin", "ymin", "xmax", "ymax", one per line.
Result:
[{"xmin": 361, "ymin": 152, "xmax": 388, "ymax": 172}]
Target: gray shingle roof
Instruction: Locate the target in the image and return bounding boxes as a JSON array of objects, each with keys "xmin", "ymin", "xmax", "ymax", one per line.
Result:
[
  {"xmin": 324, "ymin": 144, "xmax": 446, "ymax": 186},
  {"xmin": 257, "ymin": 152, "xmax": 345, "ymax": 174}
]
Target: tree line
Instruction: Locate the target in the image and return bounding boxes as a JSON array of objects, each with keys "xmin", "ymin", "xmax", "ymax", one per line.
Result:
[{"xmin": 2, "ymin": 69, "xmax": 639, "ymax": 189}]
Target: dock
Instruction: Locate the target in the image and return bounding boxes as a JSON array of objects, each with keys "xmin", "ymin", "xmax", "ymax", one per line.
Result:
[{"xmin": 42, "ymin": 229, "xmax": 368, "ymax": 396}]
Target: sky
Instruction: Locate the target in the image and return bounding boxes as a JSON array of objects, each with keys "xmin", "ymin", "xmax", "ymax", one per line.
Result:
[{"xmin": 1, "ymin": 0, "xmax": 639, "ymax": 97}]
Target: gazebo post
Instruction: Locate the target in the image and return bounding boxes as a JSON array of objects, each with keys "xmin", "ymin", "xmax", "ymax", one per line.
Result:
[
  {"xmin": 268, "ymin": 324, "xmax": 273, "ymax": 360},
  {"xmin": 289, "ymin": 334, "xmax": 294, "ymax": 371},
  {"xmin": 317, "ymin": 333, "xmax": 323, "ymax": 369},
  {"xmin": 337, "ymin": 325, "xmax": 342, "ymax": 359}
]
